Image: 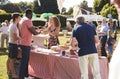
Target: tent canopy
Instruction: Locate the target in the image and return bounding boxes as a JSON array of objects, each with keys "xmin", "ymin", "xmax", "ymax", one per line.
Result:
[
  {"xmin": 79, "ymin": 15, "xmax": 104, "ymax": 21},
  {"xmin": 67, "ymin": 15, "xmax": 105, "ymax": 21}
]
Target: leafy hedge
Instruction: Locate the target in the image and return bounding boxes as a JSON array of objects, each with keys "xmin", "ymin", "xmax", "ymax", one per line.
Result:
[
  {"xmin": 31, "ymin": 14, "xmax": 67, "ymax": 30},
  {"xmin": 0, "ymin": 14, "xmax": 11, "ymax": 22},
  {"xmin": 32, "ymin": 20, "xmax": 46, "ymax": 26},
  {"xmin": 0, "ymin": 14, "xmax": 67, "ymax": 30}
]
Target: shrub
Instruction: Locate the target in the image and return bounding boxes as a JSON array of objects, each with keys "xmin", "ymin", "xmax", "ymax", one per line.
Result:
[
  {"xmin": 57, "ymin": 15, "xmax": 67, "ymax": 30},
  {"xmin": 32, "ymin": 20, "xmax": 46, "ymax": 27},
  {"xmin": 0, "ymin": 14, "xmax": 11, "ymax": 22}
]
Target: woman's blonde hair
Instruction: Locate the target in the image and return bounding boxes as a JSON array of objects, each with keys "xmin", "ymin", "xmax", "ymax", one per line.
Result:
[{"xmin": 50, "ymin": 16, "xmax": 61, "ymax": 27}]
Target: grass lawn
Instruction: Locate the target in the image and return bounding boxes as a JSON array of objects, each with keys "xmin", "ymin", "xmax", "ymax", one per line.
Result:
[
  {"xmin": 0, "ymin": 32, "xmax": 71, "ymax": 79},
  {"xmin": 0, "ymin": 52, "xmax": 8, "ymax": 79}
]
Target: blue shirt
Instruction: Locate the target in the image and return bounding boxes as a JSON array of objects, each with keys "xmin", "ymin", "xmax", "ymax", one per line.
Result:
[
  {"xmin": 89, "ymin": 23, "xmax": 96, "ymax": 29},
  {"xmin": 72, "ymin": 23, "xmax": 97, "ymax": 56}
]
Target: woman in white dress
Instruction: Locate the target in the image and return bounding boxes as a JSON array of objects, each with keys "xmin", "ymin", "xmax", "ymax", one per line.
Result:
[
  {"xmin": 109, "ymin": 41, "xmax": 120, "ymax": 79},
  {"xmin": 109, "ymin": 0, "xmax": 120, "ymax": 79}
]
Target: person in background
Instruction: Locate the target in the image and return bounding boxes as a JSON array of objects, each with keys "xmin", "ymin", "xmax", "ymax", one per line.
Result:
[
  {"xmin": 99, "ymin": 18, "xmax": 108, "ymax": 57},
  {"xmin": 0, "ymin": 22, "xmax": 9, "ymax": 48},
  {"xmin": 96, "ymin": 22, "xmax": 102, "ymax": 38},
  {"xmin": 5, "ymin": 20, "xmax": 10, "ymax": 27},
  {"xmin": 109, "ymin": 0, "xmax": 120, "ymax": 79},
  {"xmin": 43, "ymin": 16, "xmax": 61, "ymax": 49},
  {"xmin": 19, "ymin": 9, "xmax": 41, "ymax": 79},
  {"xmin": 107, "ymin": 29, "xmax": 115, "ymax": 61},
  {"xmin": 107, "ymin": 19, "xmax": 116, "ymax": 59},
  {"xmin": 108, "ymin": 19, "xmax": 117, "ymax": 40},
  {"xmin": 71, "ymin": 16, "xmax": 101, "ymax": 79},
  {"xmin": 6, "ymin": 13, "xmax": 21, "ymax": 78},
  {"xmin": 66, "ymin": 21, "xmax": 72, "ymax": 31}
]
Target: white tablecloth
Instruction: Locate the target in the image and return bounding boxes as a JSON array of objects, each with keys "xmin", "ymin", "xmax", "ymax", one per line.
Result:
[{"xmin": 32, "ymin": 34, "xmax": 50, "ymax": 48}]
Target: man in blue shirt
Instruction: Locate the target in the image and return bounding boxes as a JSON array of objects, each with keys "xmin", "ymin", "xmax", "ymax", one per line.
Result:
[
  {"xmin": 88, "ymin": 21, "xmax": 96, "ymax": 30},
  {"xmin": 71, "ymin": 16, "xmax": 101, "ymax": 79}
]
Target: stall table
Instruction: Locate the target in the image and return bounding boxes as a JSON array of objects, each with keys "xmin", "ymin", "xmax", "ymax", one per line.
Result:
[{"xmin": 28, "ymin": 50, "xmax": 109, "ymax": 79}]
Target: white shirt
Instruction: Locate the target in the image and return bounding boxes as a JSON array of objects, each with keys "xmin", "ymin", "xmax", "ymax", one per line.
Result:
[
  {"xmin": 0, "ymin": 25, "xmax": 9, "ymax": 34},
  {"xmin": 100, "ymin": 23, "xmax": 109, "ymax": 36},
  {"xmin": 8, "ymin": 23, "xmax": 19, "ymax": 44}
]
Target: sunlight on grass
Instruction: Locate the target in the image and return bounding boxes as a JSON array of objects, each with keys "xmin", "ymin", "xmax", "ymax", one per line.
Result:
[
  {"xmin": 0, "ymin": 55, "xmax": 8, "ymax": 79},
  {"xmin": 59, "ymin": 32, "xmax": 72, "ymax": 45}
]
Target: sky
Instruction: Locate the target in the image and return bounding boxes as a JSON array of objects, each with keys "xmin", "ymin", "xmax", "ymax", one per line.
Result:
[
  {"xmin": 9, "ymin": 0, "xmax": 94, "ymax": 9},
  {"xmin": 63, "ymin": 0, "xmax": 94, "ymax": 9}
]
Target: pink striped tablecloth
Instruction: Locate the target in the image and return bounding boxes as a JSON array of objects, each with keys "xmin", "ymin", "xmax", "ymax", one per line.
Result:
[{"xmin": 28, "ymin": 51, "xmax": 109, "ymax": 79}]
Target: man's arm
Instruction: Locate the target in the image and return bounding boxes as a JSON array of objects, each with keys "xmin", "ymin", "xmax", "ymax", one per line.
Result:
[
  {"xmin": 70, "ymin": 37, "xmax": 78, "ymax": 55},
  {"xmin": 28, "ymin": 27, "xmax": 41, "ymax": 35}
]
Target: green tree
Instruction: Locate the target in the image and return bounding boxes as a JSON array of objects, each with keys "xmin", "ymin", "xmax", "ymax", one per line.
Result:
[
  {"xmin": 33, "ymin": 0, "xmax": 60, "ymax": 14},
  {"xmin": 93, "ymin": 0, "xmax": 109, "ymax": 13},
  {"xmin": 80, "ymin": 0, "xmax": 88, "ymax": 8},
  {"xmin": 0, "ymin": 2, "xmax": 34, "ymax": 13},
  {"xmin": 18, "ymin": 1, "xmax": 34, "ymax": 12},
  {"xmin": 61, "ymin": 7, "xmax": 66, "ymax": 14},
  {"xmin": 17, "ymin": 2, "xmax": 27, "ymax": 12},
  {"xmin": 78, "ymin": 0, "xmax": 90, "ymax": 15},
  {"xmin": 0, "ymin": 3, "xmax": 21, "ymax": 13},
  {"xmin": 101, "ymin": 3, "xmax": 118, "ymax": 19},
  {"xmin": 67, "ymin": 7, "xmax": 73, "ymax": 15},
  {"xmin": 27, "ymin": 2, "xmax": 34, "ymax": 10},
  {"xmin": 33, "ymin": 0, "xmax": 42, "ymax": 14}
]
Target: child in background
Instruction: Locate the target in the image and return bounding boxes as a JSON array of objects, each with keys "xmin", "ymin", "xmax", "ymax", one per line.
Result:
[{"xmin": 65, "ymin": 38, "xmax": 78, "ymax": 55}]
